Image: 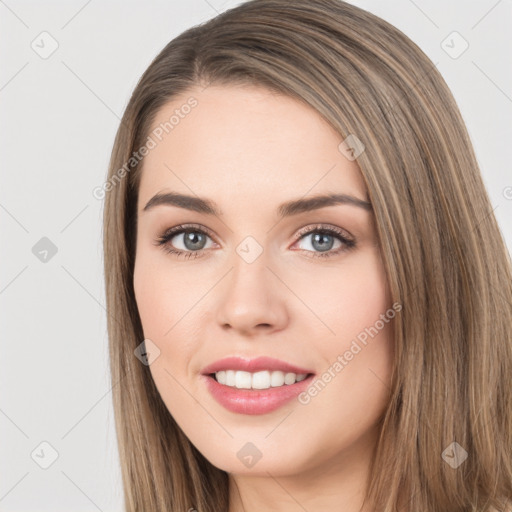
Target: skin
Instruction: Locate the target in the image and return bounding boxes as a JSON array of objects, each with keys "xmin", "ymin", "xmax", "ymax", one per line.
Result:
[{"xmin": 133, "ymin": 84, "xmax": 395, "ymax": 512}]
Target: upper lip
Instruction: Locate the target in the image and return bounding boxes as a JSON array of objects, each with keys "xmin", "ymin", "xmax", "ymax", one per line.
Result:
[{"xmin": 201, "ymin": 356, "xmax": 315, "ymax": 375}]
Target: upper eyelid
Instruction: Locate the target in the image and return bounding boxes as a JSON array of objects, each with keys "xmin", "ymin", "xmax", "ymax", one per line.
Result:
[
  {"xmin": 159, "ymin": 223, "xmax": 353, "ymax": 246},
  {"xmin": 294, "ymin": 223, "xmax": 354, "ymax": 240}
]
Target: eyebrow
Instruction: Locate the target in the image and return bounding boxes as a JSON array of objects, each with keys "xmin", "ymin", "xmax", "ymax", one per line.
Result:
[{"xmin": 142, "ymin": 191, "xmax": 372, "ymax": 217}]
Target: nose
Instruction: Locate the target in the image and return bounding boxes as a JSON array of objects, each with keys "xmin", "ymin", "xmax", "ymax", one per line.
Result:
[{"xmin": 215, "ymin": 249, "xmax": 288, "ymax": 336}]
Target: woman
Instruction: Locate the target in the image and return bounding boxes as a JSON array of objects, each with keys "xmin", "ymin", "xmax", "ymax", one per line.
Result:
[{"xmin": 102, "ymin": 0, "xmax": 512, "ymax": 510}]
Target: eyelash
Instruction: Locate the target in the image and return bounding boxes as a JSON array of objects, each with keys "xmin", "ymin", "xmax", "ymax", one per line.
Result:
[{"xmin": 154, "ymin": 223, "xmax": 356, "ymax": 260}]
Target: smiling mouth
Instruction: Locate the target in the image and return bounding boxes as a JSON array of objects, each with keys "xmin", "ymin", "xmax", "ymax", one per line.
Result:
[{"xmin": 208, "ymin": 370, "xmax": 315, "ymax": 390}]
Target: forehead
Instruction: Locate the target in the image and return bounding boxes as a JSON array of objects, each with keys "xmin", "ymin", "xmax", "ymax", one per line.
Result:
[{"xmin": 138, "ymin": 84, "xmax": 368, "ymax": 211}]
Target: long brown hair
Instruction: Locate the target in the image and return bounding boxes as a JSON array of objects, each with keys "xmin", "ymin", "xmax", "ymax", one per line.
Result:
[{"xmin": 102, "ymin": 1, "xmax": 512, "ymax": 510}]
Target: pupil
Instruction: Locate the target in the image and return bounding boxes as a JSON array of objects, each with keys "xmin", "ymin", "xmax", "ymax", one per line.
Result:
[
  {"xmin": 312, "ymin": 233, "xmax": 333, "ymax": 252},
  {"xmin": 184, "ymin": 231, "xmax": 205, "ymax": 251}
]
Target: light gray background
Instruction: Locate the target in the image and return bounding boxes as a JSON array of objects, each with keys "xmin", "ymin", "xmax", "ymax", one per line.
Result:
[{"xmin": 1, "ymin": 0, "xmax": 511, "ymax": 510}]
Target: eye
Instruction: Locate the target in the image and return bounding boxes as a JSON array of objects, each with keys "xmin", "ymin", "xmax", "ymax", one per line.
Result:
[
  {"xmin": 154, "ymin": 223, "xmax": 356, "ymax": 260},
  {"xmin": 154, "ymin": 224, "xmax": 216, "ymax": 259},
  {"xmin": 291, "ymin": 224, "xmax": 356, "ymax": 259}
]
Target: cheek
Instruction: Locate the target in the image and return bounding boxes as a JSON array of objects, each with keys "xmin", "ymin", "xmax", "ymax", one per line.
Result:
[
  {"xmin": 294, "ymin": 248, "xmax": 391, "ymax": 341},
  {"xmin": 306, "ymin": 250, "xmax": 395, "ymax": 398},
  {"xmin": 340, "ymin": 254, "xmax": 391, "ymax": 339},
  {"xmin": 133, "ymin": 265, "xmax": 166, "ymax": 338},
  {"xmin": 133, "ymin": 251, "xmax": 202, "ymax": 375},
  {"xmin": 133, "ymin": 249, "xmax": 185, "ymax": 338},
  {"xmin": 133, "ymin": 255, "xmax": 198, "ymax": 416}
]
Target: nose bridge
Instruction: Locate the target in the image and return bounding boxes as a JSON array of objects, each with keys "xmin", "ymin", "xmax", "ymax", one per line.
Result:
[
  {"xmin": 228, "ymin": 234, "xmax": 272, "ymax": 300},
  {"xmin": 234, "ymin": 233, "xmax": 267, "ymax": 267},
  {"xmin": 215, "ymin": 234, "xmax": 287, "ymax": 333}
]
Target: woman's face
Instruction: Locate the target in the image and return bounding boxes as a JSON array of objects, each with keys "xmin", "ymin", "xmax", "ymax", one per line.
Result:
[{"xmin": 133, "ymin": 84, "xmax": 395, "ymax": 478}]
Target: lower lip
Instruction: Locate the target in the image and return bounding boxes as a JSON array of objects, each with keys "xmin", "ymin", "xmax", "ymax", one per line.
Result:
[{"xmin": 202, "ymin": 373, "xmax": 315, "ymax": 415}]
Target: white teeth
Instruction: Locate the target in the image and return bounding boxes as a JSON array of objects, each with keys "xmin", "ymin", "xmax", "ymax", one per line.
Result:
[
  {"xmin": 214, "ymin": 370, "xmax": 308, "ymax": 389},
  {"xmin": 235, "ymin": 370, "xmax": 251, "ymax": 389},
  {"xmin": 270, "ymin": 371, "xmax": 284, "ymax": 387},
  {"xmin": 254, "ymin": 370, "xmax": 272, "ymax": 389}
]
